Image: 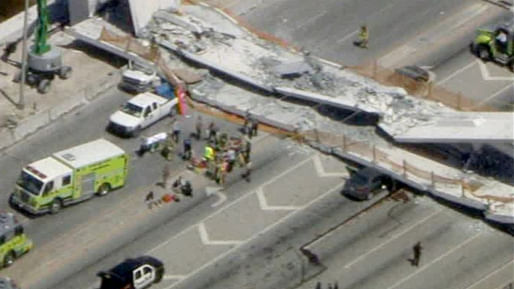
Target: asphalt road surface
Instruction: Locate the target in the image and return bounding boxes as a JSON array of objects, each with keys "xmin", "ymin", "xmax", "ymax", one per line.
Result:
[{"xmin": 214, "ymin": 0, "xmax": 513, "ymax": 110}]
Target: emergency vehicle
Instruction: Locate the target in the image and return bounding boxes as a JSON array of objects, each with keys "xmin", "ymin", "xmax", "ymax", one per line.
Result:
[
  {"xmin": 0, "ymin": 213, "xmax": 32, "ymax": 268},
  {"xmin": 10, "ymin": 139, "xmax": 128, "ymax": 215}
]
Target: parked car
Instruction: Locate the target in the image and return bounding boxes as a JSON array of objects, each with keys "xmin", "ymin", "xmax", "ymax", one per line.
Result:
[
  {"xmin": 342, "ymin": 167, "xmax": 395, "ymax": 201},
  {"xmin": 98, "ymin": 256, "xmax": 164, "ymax": 289}
]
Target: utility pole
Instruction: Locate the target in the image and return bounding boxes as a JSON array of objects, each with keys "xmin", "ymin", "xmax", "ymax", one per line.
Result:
[{"xmin": 18, "ymin": 0, "xmax": 29, "ymax": 110}]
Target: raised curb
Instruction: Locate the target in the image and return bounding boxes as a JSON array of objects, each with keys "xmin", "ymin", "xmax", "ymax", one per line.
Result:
[{"xmin": 0, "ymin": 71, "xmax": 120, "ymax": 152}]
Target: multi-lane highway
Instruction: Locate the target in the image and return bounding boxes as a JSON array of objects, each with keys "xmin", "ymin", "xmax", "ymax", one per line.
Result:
[
  {"xmin": 216, "ymin": 0, "xmax": 513, "ymax": 110},
  {"xmin": 0, "ymin": 1, "xmax": 512, "ymax": 289}
]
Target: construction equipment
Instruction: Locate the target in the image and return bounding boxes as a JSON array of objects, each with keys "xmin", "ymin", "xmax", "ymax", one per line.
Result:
[
  {"xmin": 14, "ymin": 0, "xmax": 72, "ymax": 93},
  {"xmin": 472, "ymin": 21, "xmax": 514, "ymax": 72}
]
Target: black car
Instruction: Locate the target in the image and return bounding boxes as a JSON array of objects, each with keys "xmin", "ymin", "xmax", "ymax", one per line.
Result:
[
  {"xmin": 98, "ymin": 256, "xmax": 164, "ymax": 289},
  {"xmin": 342, "ymin": 167, "xmax": 394, "ymax": 201}
]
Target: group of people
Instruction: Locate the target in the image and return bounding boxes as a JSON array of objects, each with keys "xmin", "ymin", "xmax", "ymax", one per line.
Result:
[
  {"xmin": 140, "ymin": 112, "xmax": 257, "ymax": 208},
  {"xmin": 198, "ymin": 117, "xmax": 253, "ymax": 185}
]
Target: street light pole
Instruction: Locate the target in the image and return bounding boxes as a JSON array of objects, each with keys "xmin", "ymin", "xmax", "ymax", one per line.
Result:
[{"xmin": 18, "ymin": 0, "xmax": 30, "ymax": 110}]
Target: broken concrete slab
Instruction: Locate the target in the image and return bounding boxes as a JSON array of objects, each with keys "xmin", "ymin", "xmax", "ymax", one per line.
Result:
[{"xmin": 272, "ymin": 61, "xmax": 314, "ymax": 78}]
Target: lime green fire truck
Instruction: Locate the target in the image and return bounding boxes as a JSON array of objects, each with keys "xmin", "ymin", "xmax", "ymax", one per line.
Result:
[
  {"xmin": 10, "ymin": 139, "xmax": 129, "ymax": 215},
  {"xmin": 472, "ymin": 21, "xmax": 514, "ymax": 72},
  {"xmin": 0, "ymin": 212, "xmax": 33, "ymax": 268}
]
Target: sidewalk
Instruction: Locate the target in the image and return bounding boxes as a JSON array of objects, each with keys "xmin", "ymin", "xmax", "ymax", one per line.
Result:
[{"xmin": 0, "ymin": 30, "xmax": 121, "ymax": 151}]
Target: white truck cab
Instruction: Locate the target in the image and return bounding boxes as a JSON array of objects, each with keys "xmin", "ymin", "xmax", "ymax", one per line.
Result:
[{"xmin": 108, "ymin": 92, "xmax": 178, "ymax": 137}]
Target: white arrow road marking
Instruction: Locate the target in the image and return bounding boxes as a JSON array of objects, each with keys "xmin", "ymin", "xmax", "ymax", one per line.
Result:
[
  {"xmin": 198, "ymin": 222, "xmax": 242, "ymax": 246},
  {"xmin": 436, "ymin": 61, "xmax": 476, "ymax": 85},
  {"xmin": 205, "ymin": 186, "xmax": 227, "ymax": 208},
  {"xmin": 256, "ymin": 187, "xmax": 302, "ymax": 211},
  {"xmin": 313, "ymin": 154, "xmax": 349, "ymax": 178},
  {"xmin": 477, "ymin": 59, "xmax": 514, "ymax": 81}
]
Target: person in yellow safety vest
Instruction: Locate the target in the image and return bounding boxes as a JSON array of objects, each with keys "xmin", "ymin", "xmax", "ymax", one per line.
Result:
[
  {"xmin": 204, "ymin": 145, "xmax": 215, "ymax": 178},
  {"xmin": 358, "ymin": 25, "xmax": 368, "ymax": 48},
  {"xmin": 204, "ymin": 145, "xmax": 215, "ymax": 161}
]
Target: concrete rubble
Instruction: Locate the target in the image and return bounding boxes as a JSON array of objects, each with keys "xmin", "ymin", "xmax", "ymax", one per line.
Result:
[{"xmin": 66, "ymin": 3, "xmax": 513, "ymax": 226}]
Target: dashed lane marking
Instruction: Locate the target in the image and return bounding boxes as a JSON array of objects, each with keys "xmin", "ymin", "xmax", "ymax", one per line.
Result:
[
  {"xmin": 474, "ymin": 83, "xmax": 514, "ymax": 107},
  {"xmin": 163, "ymin": 275, "xmax": 187, "ymax": 281},
  {"xmin": 464, "ymin": 259, "xmax": 514, "ymax": 289},
  {"xmin": 385, "ymin": 232, "xmax": 484, "ymax": 289},
  {"xmin": 164, "ymin": 181, "xmax": 345, "ymax": 289},
  {"xmin": 343, "ymin": 208, "xmax": 443, "ymax": 269},
  {"xmin": 336, "ymin": 30, "xmax": 358, "ymax": 44},
  {"xmin": 147, "ymin": 154, "xmax": 315, "ymax": 255}
]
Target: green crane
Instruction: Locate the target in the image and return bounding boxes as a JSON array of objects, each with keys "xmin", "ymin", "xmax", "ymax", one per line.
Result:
[
  {"xmin": 15, "ymin": 0, "xmax": 72, "ymax": 93},
  {"xmin": 34, "ymin": 0, "xmax": 51, "ymax": 55}
]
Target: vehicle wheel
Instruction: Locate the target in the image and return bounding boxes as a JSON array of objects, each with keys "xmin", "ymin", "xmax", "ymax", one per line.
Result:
[
  {"xmin": 3, "ymin": 251, "xmax": 15, "ymax": 267},
  {"xmin": 477, "ymin": 45, "xmax": 491, "ymax": 61},
  {"xmin": 97, "ymin": 183, "xmax": 111, "ymax": 196},
  {"xmin": 27, "ymin": 73, "xmax": 37, "ymax": 85},
  {"xmin": 37, "ymin": 79, "xmax": 51, "ymax": 94},
  {"xmin": 132, "ymin": 127, "xmax": 142, "ymax": 138},
  {"xmin": 509, "ymin": 62, "xmax": 514, "ymax": 73},
  {"xmin": 58, "ymin": 66, "xmax": 72, "ymax": 79},
  {"xmin": 154, "ymin": 266, "xmax": 164, "ymax": 283},
  {"xmin": 50, "ymin": 199, "xmax": 62, "ymax": 214}
]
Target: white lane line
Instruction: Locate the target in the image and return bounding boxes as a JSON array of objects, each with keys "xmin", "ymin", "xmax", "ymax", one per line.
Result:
[
  {"xmin": 147, "ymin": 154, "xmax": 314, "ymax": 254},
  {"xmin": 147, "ymin": 225, "xmax": 197, "ymax": 254},
  {"xmin": 337, "ymin": 30, "xmax": 358, "ymax": 44},
  {"xmin": 343, "ymin": 208, "xmax": 442, "ymax": 269},
  {"xmin": 198, "ymin": 222, "xmax": 243, "ymax": 246},
  {"xmin": 313, "ymin": 154, "xmax": 348, "ymax": 178},
  {"xmin": 474, "ymin": 84, "xmax": 514, "ymax": 107},
  {"xmin": 464, "ymin": 259, "xmax": 514, "ymax": 289},
  {"xmin": 165, "ymin": 181, "xmax": 345, "ymax": 289},
  {"xmin": 298, "ymin": 10, "xmax": 326, "ymax": 30},
  {"xmin": 256, "ymin": 187, "xmax": 302, "ymax": 211},
  {"xmin": 163, "ymin": 275, "xmax": 187, "ymax": 280},
  {"xmin": 386, "ymin": 232, "xmax": 484, "ymax": 289},
  {"xmin": 436, "ymin": 61, "xmax": 476, "ymax": 85},
  {"xmin": 477, "ymin": 60, "xmax": 514, "ymax": 81}
]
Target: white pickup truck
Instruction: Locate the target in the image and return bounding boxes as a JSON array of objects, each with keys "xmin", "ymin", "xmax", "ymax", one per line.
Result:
[{"xmin": 108, "ymin": 92, "xmax": 178, "ymax": 137}]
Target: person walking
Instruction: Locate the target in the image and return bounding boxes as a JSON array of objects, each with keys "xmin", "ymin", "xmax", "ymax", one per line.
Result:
[
  {"xmin": 243, "ymin": 110, "xmax": 251, "ymax": 135},
  {"xmin": 250, "ymin": 119, "xmax": 259, "ymax": 137},
  {"xmin": 412, "ymin": 241, "xmax": 423, "ymax": 267},
  {"xmin": 162, "ymin": 134, "xmax": 175, "ymax": 161},
  {"xmin": 208, "ymin": 121, "xmax": 217, "ymax": 142},
  {"xmin": 243, "ymin": 137, "xmax": 252, "ymax": 163},
  {"xmin": 162, "ymin": 164, "xmax": 171, "ymax": 188},
  {"xmin": 172, "ymin": 120, "xmax": 181, "ymax": 143},
  {"xmin": 357, "ymin": 25, "xmax": 369, "ymax": 48},
  {"xmin": 195, "ymin": 115, "xmax": 203, "ymax": 140},
  {"xmin": 241, "ymin": 158, "xmax": 252, "ymax": 182},
  {"xmin": 183, "ymin": 137, "xmax": 192, "ymax": 160},
  {"xmin": 145, "ymin": 191, "xmax": 154, "ymax": 209}
]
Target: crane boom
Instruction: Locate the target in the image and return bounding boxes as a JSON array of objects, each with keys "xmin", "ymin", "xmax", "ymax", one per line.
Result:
[{"xmin": 34, "ymin": 0, "xmax": 50, "ymax": 55}]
